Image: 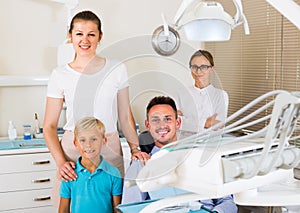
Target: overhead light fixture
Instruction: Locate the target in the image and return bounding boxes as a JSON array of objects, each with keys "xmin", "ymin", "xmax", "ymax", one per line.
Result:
[
  {"xmin": 151, "ymin": 0, "xmax": 249, "ymax": 55},
  {"xmin": 173, "ymin": 0, "xmax": 250, "ymax": 41},
  {"xmin": 152, "ymin": 0, "xmax": 300, "ymax": 55}
]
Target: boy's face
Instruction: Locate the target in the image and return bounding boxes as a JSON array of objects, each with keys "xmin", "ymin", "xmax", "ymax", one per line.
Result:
[
  {"xmin": 145, "ymin": 104, "xmax": 181, "ymax": 148},
  {"xmin": 74, "ymin": 128, "xmax": 106, "ymax": 160}
]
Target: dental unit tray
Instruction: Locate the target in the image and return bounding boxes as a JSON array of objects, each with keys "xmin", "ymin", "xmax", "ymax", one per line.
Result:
[{"xmin": 133, "ymin": 90, "xmax": 300, "ymax": 213}]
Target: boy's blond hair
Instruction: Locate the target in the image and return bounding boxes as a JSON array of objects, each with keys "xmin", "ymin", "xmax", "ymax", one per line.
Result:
[{"xmin": 74, "ymin": 117, "xmax": 105, "ymax": 140}]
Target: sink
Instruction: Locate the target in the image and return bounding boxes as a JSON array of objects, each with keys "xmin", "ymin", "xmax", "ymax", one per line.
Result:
[{"xmin": 0, "ymin": 139, "xmax": 47, "ymax": 150}]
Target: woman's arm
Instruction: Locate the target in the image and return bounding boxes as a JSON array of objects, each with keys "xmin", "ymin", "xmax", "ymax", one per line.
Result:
[
  {"xmin": 205, "ymin": 90, "xmax": 229, "ymax": 129},
  {"xmin": 214, "ymin": 91, "xmax": 229, "ymax": 123},
  {"xmin": 117, "ymin": 87, "xmax": 150, "ymax": 161},
  {"xmin": 43, "ymin": 97, "xmax": 77, "ymax": 181},
  {"xmin": 176, "ymin": 89, "xmax": 207, "ymax": 132},
  {"xmin": 205, "ymin": 113, "xmax": 220, "ymax": 128}
]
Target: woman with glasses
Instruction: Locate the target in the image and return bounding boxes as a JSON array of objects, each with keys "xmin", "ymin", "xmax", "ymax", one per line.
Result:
[{"xmin": 176, "ymin": 49, "xmax": 229, "ymax": 132}]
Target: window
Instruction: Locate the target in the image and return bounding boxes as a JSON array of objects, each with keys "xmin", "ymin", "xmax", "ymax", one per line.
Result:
[{"xmin": 206, "ymin": 0, "xmax": 300, "ymax": 136}]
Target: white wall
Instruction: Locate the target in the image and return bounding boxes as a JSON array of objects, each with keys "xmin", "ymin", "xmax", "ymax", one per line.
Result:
[{"xmin": 0, "ymin": 0, "xmax": 202, "ymax": 136}]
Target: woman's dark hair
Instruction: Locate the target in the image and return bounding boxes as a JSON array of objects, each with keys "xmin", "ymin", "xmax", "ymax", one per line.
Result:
[
  {"xmin": 189, "ymin": 49, "xmax": 214, "ymax": 67},
  {"xmin": 69, "ymin": 10, "xmax": 102, "ymax": 34},
  {"xmin": 146, "ymin": 96, "xmax": 178, "ymax": 119}
]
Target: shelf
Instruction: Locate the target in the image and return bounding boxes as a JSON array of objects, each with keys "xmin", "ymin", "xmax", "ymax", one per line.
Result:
[{"xmin": 0, "ymin": 75, "xmax": 49, "ymax": 87}]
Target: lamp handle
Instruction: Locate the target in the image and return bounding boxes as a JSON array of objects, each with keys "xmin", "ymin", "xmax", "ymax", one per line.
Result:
[
  {"xmin": 173, "ymin": 0, "xmax": 197, "ymax": 26},
  {"xmin": 232, "ymin": 0, "xmax": 244, "ymax": 26},
  {"xmin": 232, "ymin": 0, "xmax": 250, "ymax": 34},
  {"xmin": 161, "ymin": 13, "xmax": 170, "ymax": 36}
]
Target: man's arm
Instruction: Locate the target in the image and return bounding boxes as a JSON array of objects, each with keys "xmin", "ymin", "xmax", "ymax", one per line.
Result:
[
  {"xmin": 121, "ymin": 160, "xmax": 149, "ymax": 204},
  {"xmin": 211, "ymin": 195, "xmax": 237, "ymax": 213}
]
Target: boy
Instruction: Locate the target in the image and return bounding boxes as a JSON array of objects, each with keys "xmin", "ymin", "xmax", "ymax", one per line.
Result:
[{"xmin": 59, "ymin": 117, "xmax": 123, "ymax": 213}]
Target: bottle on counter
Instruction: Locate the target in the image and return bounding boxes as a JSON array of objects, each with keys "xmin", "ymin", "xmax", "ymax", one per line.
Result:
[
  {"xmin": 23, "ymin": 124, "xmax": 32, "ymax": 140},
  {"xmin": 8, "ymin": 121, "xmax": 17, "ymax": 140},
  {"xmin": 34, "ymin": 113, "xmax": 41, "ymax": 134},
  {"xmin": 136, "ymin": 123, "xmax": 140, "ymax": 135}
]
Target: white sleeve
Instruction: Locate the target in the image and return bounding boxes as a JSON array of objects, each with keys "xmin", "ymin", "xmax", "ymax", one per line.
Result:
[
  {"xmin": 176, "ymin": 89, "xmax": 205, "ymax": 132},
  {"xmin": 116, "ymin": 62, "xmax": 129, "ymax": 90},
  {"xmin": 47, "ymin": 69, "xmax": 64, "ymax": 98},
  {"xmin": 215, "ymin": 90, "xmax": 229, "ymax": 122}
]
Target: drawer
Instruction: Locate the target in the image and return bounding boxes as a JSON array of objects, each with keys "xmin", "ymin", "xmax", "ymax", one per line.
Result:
[
  {"xmin": 0, "ymin": 170, "xmax": 55, "ymax": 192},
  {"xmin": 1, "ymin": 206, "xmax": 56, "ymax": 213},
  {"xmin": 0, "ymin": 152, "xmax": 56, "ymax": 174},
  {"xmin": 0, "ymin": 188, "xmax": 53, "ymax": 211}
]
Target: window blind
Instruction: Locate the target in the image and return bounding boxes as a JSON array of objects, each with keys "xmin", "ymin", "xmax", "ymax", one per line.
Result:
[{"xmin": 206, "ymin": 0, "xmax": 300, "ymax": 135}]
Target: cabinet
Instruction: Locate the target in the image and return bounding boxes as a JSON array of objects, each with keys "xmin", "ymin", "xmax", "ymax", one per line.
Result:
[
  {"xmin": 0, "ymin": 138, "xmax": 130, "ymax": 212},
  {"xmin": 0, "ymin": 148, "xmax": 56, "ymax": 212}
]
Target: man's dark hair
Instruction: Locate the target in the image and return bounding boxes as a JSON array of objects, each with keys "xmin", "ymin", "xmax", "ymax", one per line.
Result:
[{"xmin": 146, "ymin": 96, "xmax": 178, "ymax": 119}]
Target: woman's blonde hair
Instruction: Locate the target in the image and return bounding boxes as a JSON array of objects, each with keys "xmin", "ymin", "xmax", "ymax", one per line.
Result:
[{"xmin": 74, "ymin": 117, "xmax": 105, "ymax": 140}]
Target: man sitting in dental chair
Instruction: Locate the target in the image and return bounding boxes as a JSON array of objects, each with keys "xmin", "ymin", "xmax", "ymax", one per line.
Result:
[{"xmin": 120, "ymin": 96, "xmax": 237, "ymax": 213}]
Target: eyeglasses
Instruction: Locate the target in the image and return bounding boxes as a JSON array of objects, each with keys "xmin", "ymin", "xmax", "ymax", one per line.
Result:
[{"xmin": 190, "ymin": 64, "xmax": 212, "ymax": 72}]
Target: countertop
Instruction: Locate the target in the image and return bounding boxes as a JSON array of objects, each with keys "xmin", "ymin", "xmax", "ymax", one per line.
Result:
[
  {"xmin": 0, "ymin": 137, "xmax": 129, "ymax": 156},
  {"xmin": 0, "ymin": 138, "xmax": 49, "ymax": 155},
  {"xmin": 0, "ymin": 136, "xmax": 129, "ymax": 155}
]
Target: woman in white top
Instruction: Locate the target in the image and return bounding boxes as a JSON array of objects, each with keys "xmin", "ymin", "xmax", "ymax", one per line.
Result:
[
  {"xmin": 176, "ymin": 49, "xmax": 229, "ymax": 132},
  {"xmin": 43, "ymin": 10, "xmax": 149, "ymax": 206}
]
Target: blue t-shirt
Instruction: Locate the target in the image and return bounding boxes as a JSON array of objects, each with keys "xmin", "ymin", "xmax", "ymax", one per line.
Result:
[{"xmin": 60, "ymin": 156, "xmax": 123, "ymax": 213}]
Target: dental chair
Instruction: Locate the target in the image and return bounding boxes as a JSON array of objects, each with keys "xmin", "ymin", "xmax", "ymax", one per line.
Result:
[
  {"xmin": 138, "ymin": 130, "xmax": 154, "ymax": 154},
  {"xmin": 134, "ymin": 90, "xmax": 300, "ymax": 213}
]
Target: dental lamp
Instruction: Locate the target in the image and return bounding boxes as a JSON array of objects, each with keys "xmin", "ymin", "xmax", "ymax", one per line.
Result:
[
  {"xmin": 48, "ymin": 0, "xmax": 79, "ymax": 66},
  {"xmin": 152, "ymin": 0, "xmax": 300, "ymax": 56},
  {"xmin": 49, "ymin": 0, "xmax": 78, "ymax": 25},
  {"xmin": 151, "ymin": 0, "xmax": 249, "ymax": 55},
  {"xmin": 173, "ymin": 0, "xmax": 249, "ymax": 41}
]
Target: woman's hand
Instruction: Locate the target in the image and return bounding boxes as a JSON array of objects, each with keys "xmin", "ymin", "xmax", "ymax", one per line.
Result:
[
  {"xmin": 59, "ymin": 161, "xmax": 77, "ymax": 182},
  {"xmin": 205, "ymin": 113, "xmax": 221, "ymax": 128},
  {"xmin": 131, "ymin": 149, "xmax": 150, "ymax": 165}
]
